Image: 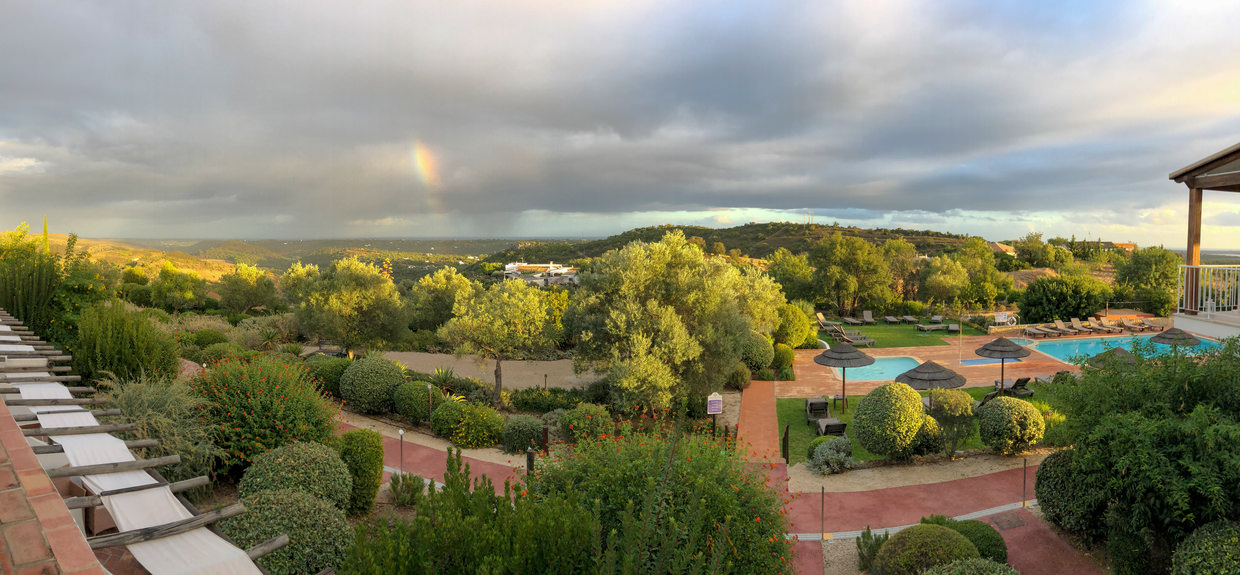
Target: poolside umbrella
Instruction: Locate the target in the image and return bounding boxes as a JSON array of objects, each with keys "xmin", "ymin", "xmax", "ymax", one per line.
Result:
[
  {"xmin": 974, "ymin": 337, "xmax": 1031, "ymax": 396},
  {"xmin": 895, "ymin": 361, "xmax": 966, "ymax": 410},
  {"xmin": 814, "ymin": 343, "xmax": 874, "ymax": 413},
  {"xmin": 1150, "ymin": 327, "xmax": 1201, "ymax": 348},
  {"xmin": 1087, "ymin": 347, "xmax": 1138, "ymax": 369}
]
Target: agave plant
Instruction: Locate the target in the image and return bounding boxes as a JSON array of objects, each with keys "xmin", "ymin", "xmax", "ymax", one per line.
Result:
[
  {"xmin": 429, "ymin": 367, "xmax": 456, "ymax": 387},
  {"xmin": 258, "ymin": 327, "xmax": 281, "ymax": 350}
]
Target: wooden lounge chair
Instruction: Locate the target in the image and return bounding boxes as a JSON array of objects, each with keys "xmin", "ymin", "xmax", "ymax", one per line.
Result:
[
  {"xmin": 884, "ymin": 315, "xmax": 901, "ymax": 324},
  {"xmin": 1120, "ymin": 318, "xmax": 1149, "ymax": 332},
  {"xmin": 947, "ymin": 324, "xmax": 960, "ymax": 334},
  {"xmin": 1100, "ymin": 319, "xmax": 1127, "ymax": 333},
  {"xmin": 841, "ymin": 334, "xmax": 877, "ymax": 348},
  {"xmin": 901, "ymin": 315, "xmax": 918, "ymax": 324},
  {"xmin": 805, "ymin": 398, "xmax": 830, "ymax": 426},
  {"xmin": 973, "ymin": 390, "xmax": 999, "ymax": 410},
  {"xmin": 1040, "ymin": 324, "xmax": 1070, "ymax": 336},
  {"xmin": 842, "ymin": 317, "xmax": 863, "ymax": 326},
  {"xmin": 930, "ymin": 315, "xmax": 944, "ymax": 324},
  {"xmin": 816, "ymin": 312, "xmax": 839, "ymax": 329},
  {"xmin": 1089, "ymin": 319, "xmax": 1122, "ymax": 334},
  {"xmin": 862, "ymin": 311, "xmax": 878, "ymax": 324},
  {"xmin": 816, "ymin": 419, "xmax": 847, "ymax": 437},
  {"xmin": 1054, "ymin": 319, "xmax": 1084, "ymax": 334},
  {"xmin": 1011, "ymin": 378, "xmax": 1034, "ymax": 397},
  {"xmin": 1141, "ymin": 318, "xmax": 1165, "ymax": 331},
  {"xmin": 1071, "ymin": 318, "xmax": 1104, "ymax": 333},
  {"xmin": 1024, "ymin": 325, "xmax": 1052, "ymax": 338},
  {"xmin": 916, "ymin": 323, "xmax": 946, "ymax": 332}
]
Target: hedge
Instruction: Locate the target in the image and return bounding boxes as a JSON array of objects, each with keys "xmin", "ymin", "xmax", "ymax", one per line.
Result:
[
  {"xmin": 393, "ymin": 380, "xmax": 443, "ymax": 424},
  {"xmin": 923, "ymin": 558, "xmax": 1020, "ymax": 575},
  {"xmin": 339, "ymin": 356, "xmax": 404, "ymax": 414},
  {"xmin": 238, "ymin": 441, "xmax": 352, "ymax": 511},
  {"xmin": 222, "ymin": 489, "xmax": 353, "ymax": 575},
  {"xmin": 430, "ymin": 400, "xmax": 466, "ymax": 438},
  {"xmin": 74, "ymin": 299, "xmax": 179, "ymax": 383},
  {"xmin": 725, "ymin": 362, "xmax": 751, "ymax": 391},
  {"xmin": 200, "ymin": 341, "xmax": 245, "ymax": 365},
  {"xmin": 1171, "ymin": 521, "xmax": 1240, "ymax": 575},
  {"xmin": 871, "ymin": 523, "xmax": 980, "ymax": 575},
  {"xmin": 501, "ymin": 414, "xmax": 543, "ymax": 454},
  {"xmin": 977, "ymin": 397, "xmax": 1045, "ymax": 454},
  {"xmin": 772, "ymin": 343, "xmax": 794, "ymax": 369},
  {"xmin": 451, "ymin": 403, "xmax": 503, "ymax": 449},
  {"xmin": 336, "ymin": 429, "xmax": 385, "ymax": 516},
  {"xmin": 192, "ymin": 328, "xmax": 229, "ymax": 347},
  {"xmin": 922, "ymin": 515, "xmax": 1007, "ymax": 564},
  {"xmin": 559, "ymin": 403, "xmax": 611, "ymax": 443},
  {"xmin": 740, "ymin": 331, "xmax": 775, "ymax": 372},
  {"xmin": 854, "ymin": 383, "xmax": 924, "ymax": 459},
  {"xmin": 509, "ymin": 386, "xmax": 583, "ymax": 413},
  {"xmin": 912, "ymin": 414, "xmax": 944, "ymax": 456},
  {"xmin": 307, "ymin": 357, "xmax": 352, "ymax": 398},
  {"xmin": 1034, "ymin": 449, "xmax": 1107, "ymax": 543}
]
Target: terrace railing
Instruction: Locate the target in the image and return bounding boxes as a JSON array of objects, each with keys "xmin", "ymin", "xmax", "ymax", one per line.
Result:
[{"xmin": 1178, "ymin": 265, "xmax": 1240, "ymax": 316}]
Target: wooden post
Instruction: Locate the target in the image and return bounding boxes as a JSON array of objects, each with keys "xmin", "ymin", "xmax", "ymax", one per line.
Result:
[
  {"xmin": 781, "ymin": 424, "xmax": 790, "ymax": 464},
  {"xmin": 87, "ymin": 503, "xmax": 246, "ymax": 549},
  {"xmin": 541, "ymin": 425, "xmax": 549, "ymax": 451},
  {"xmin": 32, "ymin": 438, "xmax": 157, "ymax": 455},
  {"xmin": 1185, "ymin": 187, "xmax": 1203, "ymax": 314},
  {"xmin": 246, "ymin": 534, "xmax": 290, "ymax": 560},
  {"xmin": 525, "ymin": 447, "xmax": 535, "ymax": 477},
  {"xmin": 46, "ymin": 455, "xmax": 181, "ymax": 478},
  {"xmin": 23, "ymin": 423, "xmax": 138, "ymax": 437}
]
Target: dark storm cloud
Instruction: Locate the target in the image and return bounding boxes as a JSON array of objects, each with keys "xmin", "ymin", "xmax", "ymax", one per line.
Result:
[{"xmin": 1, "ymin": 0, "xmax": 1239, "ymax": 241}]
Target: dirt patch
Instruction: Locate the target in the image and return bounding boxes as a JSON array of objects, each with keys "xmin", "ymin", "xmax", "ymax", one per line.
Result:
[
  {"xmin": 338, "ymin": 410, "xmax": 522, "ymax": 467},
  {"xmin": 382, "ymin": 351, "xmax": 601, "ymax": 390},
  {"xmin": 822, "ymin": 540, "xmax": 861, "ymax": 575},
  {"xmin": 720, "ymin": 390, "xmax": 741, "ymax": 429},
  {"xmin": 789, "ymin": 449, "xmax": 1052, "ymax": 493},
  {"xmin": 1006, "ymin": 268, "xmax": 1058, "ymax": 289}
]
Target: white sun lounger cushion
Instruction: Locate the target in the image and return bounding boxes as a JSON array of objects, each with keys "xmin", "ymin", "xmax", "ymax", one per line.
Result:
[{"xmin": 0, "ymin": 344, "xmax": 36, "ymax": 352}]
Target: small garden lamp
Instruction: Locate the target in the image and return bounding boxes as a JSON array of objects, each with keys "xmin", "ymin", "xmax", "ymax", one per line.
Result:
[{"xmin": 398, "ymin": 429, "xmax": 405, "ymax": 474}]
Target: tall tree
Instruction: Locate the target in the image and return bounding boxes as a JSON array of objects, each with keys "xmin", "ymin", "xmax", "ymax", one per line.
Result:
[
  {"xmin": 1116, "ymin": 247, "xmax": 1179, "ymax": 291},
  {"xmin": 298, "ymin": 257, "xmax": 408, "ymax": 355},
  {"xmin": 809, "ymin": 233, "xmax": 892, "ymax": 315},
  {"xmin": 150, "ymin": 261, "xmax": 208, "ymax": 312},
  {"xmin": 567, "ymin": 231, "xmax": 783, "ymax": 410},
  {"xmin": 439, "ymin": 280, "xmax": 554, "ymax": 407},
  {"xmin": 404, "ymin": 266, "xmax": 478, "ymax": 331},
  {"xmin": 919, "ymin": 256, "xmax": 969, "ymax": 303},
  {"xmin": 280, "ymin": 261, "xmax": 321, "ymax": 306},
  {"xmin": 882, "ymin": 238, "xmax": 920, "ymax": 302},
  {"xmin": 765, "ymin": 248, "xmax": 814, "ymax": 302},
  {"xmin": 218, "ymin": 263, "xmax": 279, "ymax": 314}
]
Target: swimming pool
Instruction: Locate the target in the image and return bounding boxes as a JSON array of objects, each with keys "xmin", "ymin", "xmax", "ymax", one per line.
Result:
[
  {"xmin": 1033, "ymin": 334, "xmax": 1221, "ymax": 363},
  {"xmin": 834, "ymin": 356, "xmax": 920, "ymax": 381}
]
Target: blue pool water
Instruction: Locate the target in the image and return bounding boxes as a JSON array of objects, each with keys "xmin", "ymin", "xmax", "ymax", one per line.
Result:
[
  {"xmin": 960, "ymin": 357, "xmax": 1024, "ymax": 367},
  {"xmin": 834, "ymin": 356, "xmax": 920, "ymax": 381},
  {"xmin": 1033, "ymin": 334, "xmax": 1221, "ymax": 363}
]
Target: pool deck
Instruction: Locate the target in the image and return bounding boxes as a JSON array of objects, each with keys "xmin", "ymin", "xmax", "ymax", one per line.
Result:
[{"xmin": 778, "ymin": 335, "xmax": 1079, "ymax": 399}]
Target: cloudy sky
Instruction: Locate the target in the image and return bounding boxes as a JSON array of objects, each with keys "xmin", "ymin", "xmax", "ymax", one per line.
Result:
[{"xmin": 2, "ymin": 1, "xmax": 1239, "ymax": 248}]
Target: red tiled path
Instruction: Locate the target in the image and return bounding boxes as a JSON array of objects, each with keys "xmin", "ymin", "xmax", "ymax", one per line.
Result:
[
  {"xmin": 737, "ymin": 379, "xmax": 780, "ymax": 459},
  {"xmin": 338, "ymin": 423, "xmax": 522, "ymax": 494},
  {"xmin": 982, "ymin": 509, "xmax": 1102, "ymax": 575}
]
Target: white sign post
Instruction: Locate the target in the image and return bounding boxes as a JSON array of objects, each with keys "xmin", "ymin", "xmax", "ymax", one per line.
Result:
[{"xmin": 707, "ymin": 392, "xmax": 723, "ymax": 437}]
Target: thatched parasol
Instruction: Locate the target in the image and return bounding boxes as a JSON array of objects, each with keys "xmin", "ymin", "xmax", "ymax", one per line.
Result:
[
  {"xmin": 813, "ymin": 343, "xmax": 875, "ymax": 412},
  {"xmin": 1150, "ymin": 327, "xmax": 1202, "ymax": 347},
  {"xmin": 975, "ymin": 337, "xmax": 1032, "ymax": 396},
  {"xmin": 1087, "ymin": 347, "xmax": 1138, "ymax": 368},
  {"xmin": 895, "ymin": 361, "xmax": 967, "ymax": 410}
]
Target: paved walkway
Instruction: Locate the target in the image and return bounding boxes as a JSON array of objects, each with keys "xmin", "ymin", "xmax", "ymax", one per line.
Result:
[
  {"xmin": 338, "ymin": 423, "xmax": 521, "ymax": 495},
  {"xmin": 737, "ymin": 379, "xmax": 780, "ymax": 459}
]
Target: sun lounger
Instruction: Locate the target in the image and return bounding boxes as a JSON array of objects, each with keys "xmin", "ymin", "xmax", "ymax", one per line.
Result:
[
  {"xmin": 841, "ymin": 334, "xmax": 877, "ymax": 347},
  {"xmin": 1054, "ymin": 319, "xmax": 1084, "ymax": 334},
  {"xmin": 947, "ymin": 324, "xmax": 960, "ymax": 333},
  {"xmin": 930, "ymin": 315, "xmax": 944, "ymax": 323},
  {"xmin": 916, "ymin": 324, "xmax": 946, "ymax": 332},
  {"xmin": 1100, "ymin": 319, "xmax": 1127, "ymax": 333},
  {"xmin": 842, "ymin": 317, "xmax": 863, "ymax": 326},
  {"xmin": 1120, "ymin": 318, "xmax": 1149, "ymax": 332},
  {"xmin": 1035, "ymin": 371, "xmax": 1078, "ymax": 384},
  {"xmin": 901, "ymin": 316, "xmax": 918, "ymax": 324},
  {"xmin": 1071, "ymin": 318, "xmax": 1104, "ymax": 334},
  {"xmin": 815, "ymin": 418, "xmax": 847, "ymax": 437},
  {"xmin": 1089, "ymin": 319, "xmax": 1122, "ymax": 334},
  {"xmin": 816, "ymin": 312, "xmax": 838, "ymax": 329},
  {"xmin": 884, "ymin": 315, "xmax": 901, "ymax": 324},
  {"xmin": 973, "ymin": 390, "xmax": 999, "ymax": 410},
  {"xmin": 1141, "ymin": 319, "xmax": 1164, "ymax": 331},
  {"xmin": 995, "ymin": 377, "xmax": 1031, "ymax": 393},
  {"xmin": 805, "ymin": 398, "xmax": 830, "ymax": 425},
  {"xmin": 1024, "ymin": 325, "xmax": 1052, "ymax": 338},
  {"xmin": 862, "ymin": 311, "xmax": 878, "ymax": 324}
]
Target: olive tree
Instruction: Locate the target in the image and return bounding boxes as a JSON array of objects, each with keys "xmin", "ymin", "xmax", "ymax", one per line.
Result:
[{"xmin": 297, "ymin": 257, "xmax": 408, "ymax": 355}]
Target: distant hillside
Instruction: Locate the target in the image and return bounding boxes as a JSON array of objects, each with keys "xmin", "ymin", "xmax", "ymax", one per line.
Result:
[
  {"xmin": 48, "ymin": 234, "xmax": 237, "ymax": 281},
  {"xmin": 482, "ymin": 222, "xmax": 970, "ymax": 264}
]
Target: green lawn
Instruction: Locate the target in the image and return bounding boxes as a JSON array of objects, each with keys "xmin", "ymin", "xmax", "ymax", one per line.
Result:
[
  {"xmin": 777, "ymin": 383, "xmax": 1066, "ymax": 465},
  {"xmin": 819, "ymin": 321, "xmax": 986, "ymax": 348}
]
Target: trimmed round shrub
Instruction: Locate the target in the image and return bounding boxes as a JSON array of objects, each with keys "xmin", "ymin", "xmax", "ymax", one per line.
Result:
[
  {"xmin": 180, "ymin": 343, "xmax": 203, "ymax": 364},
  {"xmin": 740, "ymin": 331, "xmax": 775, "ymax": 372},
  {"xmin": 339, "ymin": 356, "xmax": 404, "ymax": 414},
  {"xmin": 190, "ymin": 356, "xmax": 337, "ymax": 471},
  {"xmin": 239, "ymin": 441, "xmax": 352, "ymax": 511},
  {"xmin": 978, "ymin": 397, "xmax": 1045, "ymax": 454},
  {"xmin": 560, "ymin": 403, "xmax": 611, "ymax": 443},
  {"xmin": 306, "ymin": 356, "xmax": 352, "ymax": 398},
  {"xmin": 806, "ymin": 435, "xmax": 853, "ymax": 475},
  {"xmin": 923, "ymin": 558, "xmax": 1020, "ymax": 575},
  {"xmin": 854, "ymin": 383, "xmax": 924, "ymax": 459},
  {"xmin": 201, "ymin": 341, "xmax": 245, "ymax": 365},
  {"xmin": 223, "ymin": 489, "xmax": 353, "ymax": 575},
  {"xmin": 192, "ymin": 328, "xmax": 229, "ymax": 347},
  {"xmin": 725, "ymin": 362, "xmax": 752, "ymax": 391},
  {"xmin": 1171, "ymin": 521, "xmax": 1240, "ymax": 575},
  {"xmin": 500, "ymin": 414, "xmax": 543, "ymax": 454},
  {"xmin": 451, "ymin": 403, "xmax": 503, "ymax": 449},
  {"xmin": 772, "ymin": 343, "xmax": 795, "ymax": 369},
  {"xmin": 773, "ymin": 304, "xmax": 814, "ymax": 347},
  {"xmin": 335, "ymin": 429, "xmax": 384, "ymax": 516},
  {"xmin": 922, "ymin": 515, "xmax": 1007, "ymax": 564},
  {"xmin": 755, "ymin": 367, "xmax": 777, "ymax": 381},
  {"xmin": 1034, "ymin": 449, "xmax": 1107, "ymax": 543},
  {"xmin": 393, "ymin": 380, "xmax": 444, "ymax": 424},
  {"xmin": 510, "ymin": 386, "xmax": 584, "ymax": 413},
  {"xmin": 871, "ymin": 523, "xmax": 980, "ymax": 575},
  {"xmin": 430, "ymin": 400, "xmax": 466, "ymax": 438},
  {"xmin": 912, "ymin": 414, "xmax": 945, "ymax": 456}
]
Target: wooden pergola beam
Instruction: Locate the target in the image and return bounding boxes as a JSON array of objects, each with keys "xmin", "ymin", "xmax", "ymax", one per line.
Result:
[
  {"xmin": 0, "ymin": 385, "xmax": 93, "ymax": 394},
  {"xmin": 32, "ymin": 438, "xmax": 157, "ymax": 455},
  {"xmin": 23, "ymin": 423, "xmax": 138, "ymax": 437},
  {"xmin": 86, "ymin": 503, "xmax": 245, "ymax": 549},
  {"xmin": 14, "ymin": 408, "xmax": 121, "ymax": 422},
  {"xmin": 5, "ymin": 398, "xmax": 107, "ymax": 406},
  {"xmin": 45, "ymin": 454, "xmax": 180, "ymax": 478},
  {"xmin": 0, "ymin": 375, "xmax": 82, "ymax": 383},
  {"xmin": 64, "ymin": 476, "xmax": 210, "ymax": 509},
  {"xmin": 246, "ymin": 534, "xmax": 291, "ymax": 560}
]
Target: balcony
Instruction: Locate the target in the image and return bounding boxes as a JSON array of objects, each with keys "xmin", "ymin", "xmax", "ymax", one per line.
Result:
[{"xmin": 1175, "ymin": 264, "xmax": 1240, "ymax": 339}]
